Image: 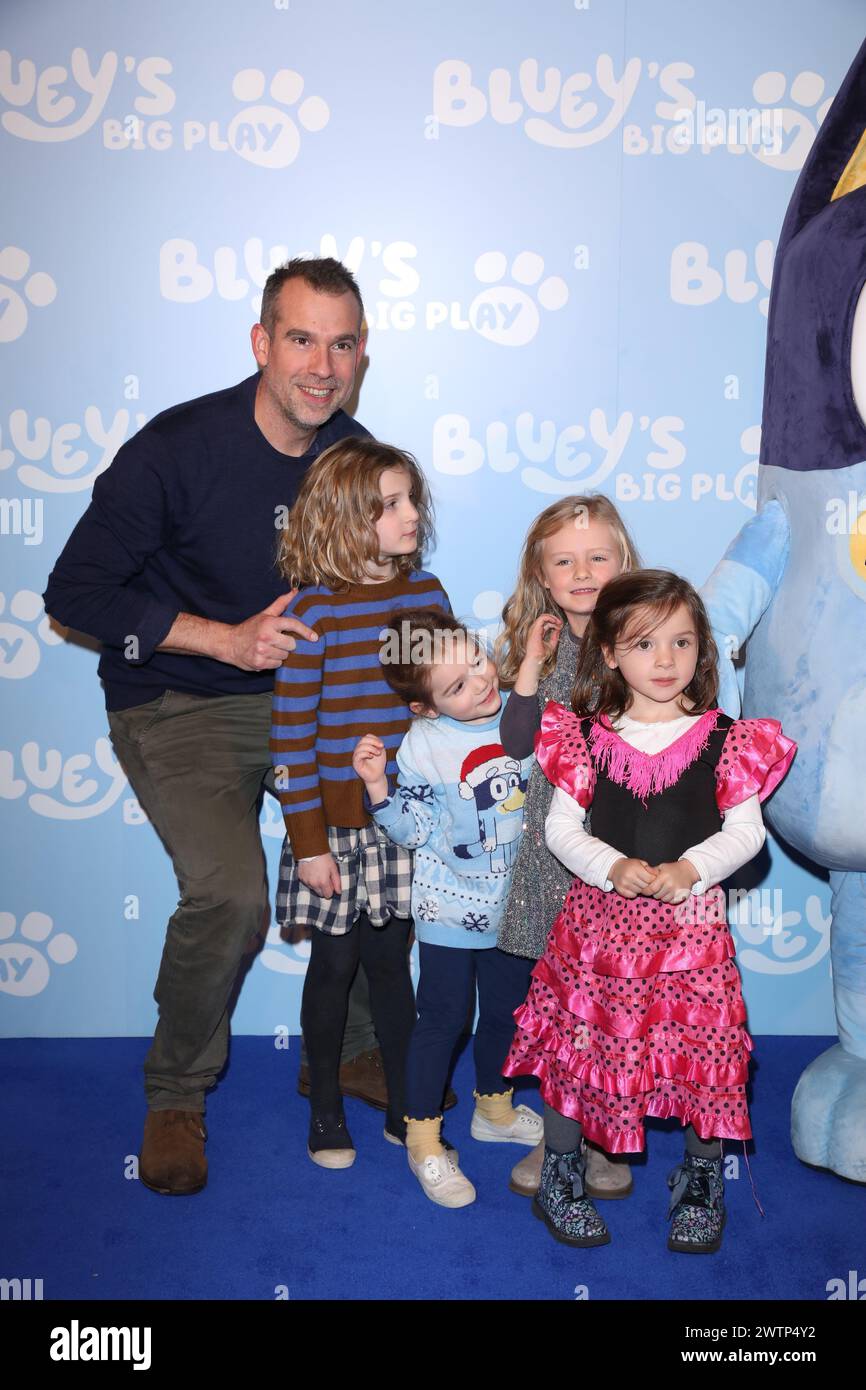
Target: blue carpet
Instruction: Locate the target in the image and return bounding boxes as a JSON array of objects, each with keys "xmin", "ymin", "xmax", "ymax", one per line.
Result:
[{"xmin": 0, "ymin": 1035, "xmax": 860, "ymax": 1301}]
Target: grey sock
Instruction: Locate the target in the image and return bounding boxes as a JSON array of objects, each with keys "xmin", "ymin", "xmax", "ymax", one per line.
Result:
[
  {"xmin": 685, "ymin": 1125, "xmax": 721, "ymax": 1160},
  {"xmin": 544, "ymin": 1104, "xmax": 583, "ymax": 1155}
]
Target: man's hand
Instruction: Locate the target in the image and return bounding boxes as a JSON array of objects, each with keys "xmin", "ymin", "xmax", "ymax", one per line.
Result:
[
  {"xmin": 609, "ymin": 856, "xmax": 656, "ymax": 899},
  {"xmin": 351, "ymin": 735, "xmax": 389, "ymax": 804},
  {"xmin": 298, "ymin": 852, "xmax": 341, "ymax": 898},
  {"xmin": 223, "ymin": 593, "xmax": 318, "ymax": 671},
  {"xmin": 157, "ymin": 593, "xmax": 318, "ymax": 670},
  {"xmin": 645, "ymin": 860, "xmax": 700, "ymax": 904}
]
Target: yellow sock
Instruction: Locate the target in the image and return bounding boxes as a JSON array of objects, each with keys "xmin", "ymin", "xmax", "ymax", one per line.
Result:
[
  {"xmin": 474, "ymin": 1089, "xmax": 515, "ymax": 1126},
  {"xmin": 406, "ymin": 1115, "xmax": 445, "ymax": 1161}
]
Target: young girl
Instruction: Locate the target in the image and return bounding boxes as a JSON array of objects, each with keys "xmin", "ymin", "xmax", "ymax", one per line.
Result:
[
  {"xmin": 271, "ymin": 438, "xmax": 450, "ymax": 1168},
  {"xmin": 353, "ymin": 610, "xmax": 539, "ymax": 1208},
  {"xmin": 495, "ymin": 495, "xmax": 641, "ymax": 1200},
  {"xmin": 503, "ymin": 570, "xmax": 796, "ymax": 1252}
]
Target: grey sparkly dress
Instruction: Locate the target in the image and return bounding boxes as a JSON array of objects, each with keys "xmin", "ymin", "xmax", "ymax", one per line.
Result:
[{"xmin": 498, "ymin": 626, "xmax": 581, "ymax": 960}]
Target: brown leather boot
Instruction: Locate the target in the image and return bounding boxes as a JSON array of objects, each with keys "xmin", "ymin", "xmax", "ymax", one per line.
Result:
[
  {"xmin": 139, "ymin": 1109, "xmax": 208, "ymax": 1195},
  {"xmin": 298, "ymin": 1049, "xmax": 457, "ymax": 1112}
]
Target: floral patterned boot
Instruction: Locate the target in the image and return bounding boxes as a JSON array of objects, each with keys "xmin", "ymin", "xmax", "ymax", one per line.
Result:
[
  {"xmin": 667, "ymin": 1151, "xmax": 726, "ymax": 1254},
  {"xmin": 533, "ymin": 1144, "xmax": 611, "ymax": 1248}
]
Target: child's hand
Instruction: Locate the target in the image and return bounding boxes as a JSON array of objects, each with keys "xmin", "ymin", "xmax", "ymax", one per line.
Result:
[
  {"xmin": 609, "ymin": 856, "xmax": 656, "ymax": 899},
  {"xmin": 298, "ymin": 852, "xmax": 341, "ymax": 898},
  {"xmin": 352, "ymin": 734, "xmax": 389, "ymax": 803},
  {"xmin": 515, "ymin": 614, "xmax": 563, "ymax": 695},
  {"xmin": 645, "ymin": 860, "xmax": 700, "ymax": 904}
]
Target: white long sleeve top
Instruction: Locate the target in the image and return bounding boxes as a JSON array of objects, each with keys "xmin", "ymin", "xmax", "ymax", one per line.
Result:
[{"xmin": 545, "ymin": 711, "xmax": 765, "ymax": 899}]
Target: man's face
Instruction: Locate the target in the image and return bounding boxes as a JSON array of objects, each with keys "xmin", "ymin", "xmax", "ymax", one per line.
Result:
[{"xmin": 252, "ymin": 279, "xmax": 365, "ymax": 433}]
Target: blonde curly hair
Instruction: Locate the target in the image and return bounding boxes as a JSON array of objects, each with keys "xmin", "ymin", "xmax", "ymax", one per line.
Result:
[
  {"xmin": 276, "ymin": 437, "xmax": 434, "ymax": 590},
  {"xmin": 495, "ymin": 494, "xmax": 641, "ymax": 686}
]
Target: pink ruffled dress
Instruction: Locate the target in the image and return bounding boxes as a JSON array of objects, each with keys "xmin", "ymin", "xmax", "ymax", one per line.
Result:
[{"xmin": 502, "ymin": 702, "xmax": 796, "ymax": 1153}]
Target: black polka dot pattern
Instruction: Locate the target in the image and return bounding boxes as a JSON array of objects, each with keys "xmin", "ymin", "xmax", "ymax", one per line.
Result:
[
  {"xmin": 714, "ymin": 717, "xmax": 792, "ymax": 810},
  {"xmin": 503, "ymin": 880, "xmax": 754, "ymax": 1153}
]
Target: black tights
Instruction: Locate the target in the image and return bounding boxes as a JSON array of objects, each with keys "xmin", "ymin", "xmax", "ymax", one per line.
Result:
[{"xmin": 301, "ymin": 914, "xmax": 415, "ymax": 1137}]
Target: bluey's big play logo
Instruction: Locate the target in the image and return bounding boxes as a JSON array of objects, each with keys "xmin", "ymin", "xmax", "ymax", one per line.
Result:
[
  {"xmin": 1, "ymin": 403, "xmax": 145, "ymax": 494},
  {"xmin": 671, "ymin": 240, "xmax": 774, "ymax": 317},
  {"xmin": 0, "ymin": 50, "xmax": 328, "ymax": 167},
  {"xmin": 433, "ymin": 410, "xmax": 759, "ymax": 507},
  {"xmin": 161, "ymin": 232, "xmax": 569, "ymax": 346},
  {"xmin": 433, "ymin": 408, "xmax": 685, "ymax": 495},
  {"xmin": 430, "ymin": 56, "xmax": 830, "ymax": 170},
  {"xmin": 0, "ymin": 737, "xmax": 127, "ymax": 819}
]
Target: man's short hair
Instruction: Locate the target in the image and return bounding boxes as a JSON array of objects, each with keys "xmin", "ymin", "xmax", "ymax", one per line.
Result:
[{"xmin": 259, "ymin": 257, "xmax": 365, "ymax": 336}]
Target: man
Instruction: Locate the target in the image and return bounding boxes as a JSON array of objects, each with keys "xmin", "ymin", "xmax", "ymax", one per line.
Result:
[{"xmin": 43, "ymin": 258, "xmax": 393, "ymax": 1194}]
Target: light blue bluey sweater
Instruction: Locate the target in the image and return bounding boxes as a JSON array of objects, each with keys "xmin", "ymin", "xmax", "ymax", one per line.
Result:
[{"xmin": 369, "ymin": 692, "xmax": 534, "ymax": 949}]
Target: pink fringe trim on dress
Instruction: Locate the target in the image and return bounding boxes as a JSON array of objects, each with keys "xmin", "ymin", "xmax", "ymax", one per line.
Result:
[{"xmin": 587, "ymin": 708, "xmax": 721, "ymax": 802}]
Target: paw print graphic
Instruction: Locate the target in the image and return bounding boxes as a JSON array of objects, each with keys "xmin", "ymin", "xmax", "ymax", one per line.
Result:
[
  {"xmin": 749, "ymin": 71, "xmax": 833, "ymax": 172},
  {"xmin": 469, "ymin": 251, "xmax": 568, "ymax": 347},
  {"xmin": 470, "ymin": 590, "xmax": 505, "ymax": 648},
  {"xmin": 734, "ymin": 425, "xmax": 760, "ymax": 511},
  {"xmin": 0, "ymin": 591, "xmax": 64, "ymax": 679},
  {"xmin": 228, "ymin": 69, "xmax": 330, "ymax": 169},
  {"xmin": 258, "ymin": 922, "xmax": 311, "ymax": 975},
  {"xmin": 0, "ymin": 247, "xmax": 56, "ymax": 343},
  {"xmin": 0, "ymin": 912, "xmax": 77, "ymax": 997}
]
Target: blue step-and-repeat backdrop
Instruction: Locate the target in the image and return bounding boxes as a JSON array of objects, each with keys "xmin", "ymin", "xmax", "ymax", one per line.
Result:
[{"xmin": 2, "ymin": 0, "xmax": 861, "ymax": 1039}]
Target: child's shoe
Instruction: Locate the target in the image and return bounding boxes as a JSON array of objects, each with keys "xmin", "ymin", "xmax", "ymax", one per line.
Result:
[
  {"xmin": 585, "ymin": 1142, "xmax": 634, "ymax": 1200},
  {"xmin": 511, "ymin": 1137, "xmax": 632, "ymax": 1199},
  {"xmin": 509, "ymin": 1137, "xmax": 545, "ymax": 1195},
  {"xmin": 408, "ymin": 1148, "xmax": 476, "ymax": 1208},
  {"xmin": 471, "ymin": 1103, "xmax": 543, "ymax": 1146},
  {"xmin": 533, "ymin": 1144, "xmax": 611, "ymax": 1247},
  {"xmin": 666, "ymin": 1151, "xmax": 726, "ymax": 1254},
  {"xmin": 307, "ymin": 1111, "xmax": 356, "ymax": 1169}
]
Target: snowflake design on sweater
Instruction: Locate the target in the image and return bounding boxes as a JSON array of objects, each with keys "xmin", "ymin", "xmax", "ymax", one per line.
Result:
[
  {"xmin": 461, "ymin": 911, "xmax": 491, "ymax": 931},
  {"xmin": 404, "ymin": 783, "xmax": 436, "ymax": 804},
  {"xmin": 417, "ymin": 896, "xmax": 441, "ymax": 923}
]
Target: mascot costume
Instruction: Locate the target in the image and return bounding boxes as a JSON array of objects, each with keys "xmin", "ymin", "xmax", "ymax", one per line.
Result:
[{"xmin": 702, "ymin": 39, "xmax": 866, "ymax": 1183}]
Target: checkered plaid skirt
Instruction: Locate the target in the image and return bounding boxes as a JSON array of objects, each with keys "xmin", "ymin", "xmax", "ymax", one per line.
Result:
[{"xmin": 276, "ymin": 824, "xmax": 413, "ymax": 936}]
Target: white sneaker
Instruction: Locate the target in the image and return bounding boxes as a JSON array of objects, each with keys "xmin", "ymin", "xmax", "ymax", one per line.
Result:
[
  {"xmin": 408, "ymin": 1148, "xmax": 476, "ymax": 1208},
  {"xmin": 385, "ymin": 1128, "xmax": 460, "ymax": 1164},
  {"xmin": 471, "ymin": 1103, "xmax": 544, "ymax": 1147}
]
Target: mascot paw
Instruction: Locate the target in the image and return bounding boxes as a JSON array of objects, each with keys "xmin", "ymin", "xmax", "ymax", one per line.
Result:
[{"xmin": 791, "ymin": 1043, "xmax": 866, "ymax": 1183}]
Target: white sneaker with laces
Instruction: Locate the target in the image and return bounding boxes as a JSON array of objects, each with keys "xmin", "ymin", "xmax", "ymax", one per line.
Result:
[
  {"xmin": 470, "ymin": 1103, "xmax": 544, "ymax": 1147},
  {"xmin": 408, "ymin": 1148, "xmax": 476, "ymax": 1208}
]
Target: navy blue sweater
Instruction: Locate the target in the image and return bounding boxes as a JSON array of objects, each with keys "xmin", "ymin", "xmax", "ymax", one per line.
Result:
[{"xmin": 43, "ymin": 373, "xmax": 368, "ymax": 710}]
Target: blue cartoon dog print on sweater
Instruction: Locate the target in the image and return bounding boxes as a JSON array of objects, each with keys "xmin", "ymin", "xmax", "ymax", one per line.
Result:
[{"xmin": 454, "ymin": 743, "xmax": 527, "ymax": 873}]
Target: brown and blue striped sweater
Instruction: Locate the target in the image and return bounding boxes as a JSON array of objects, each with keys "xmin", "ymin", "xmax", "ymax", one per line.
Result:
[{"xmin": 270, "ymin": 569, "xmax": 450, "ymax": 859}]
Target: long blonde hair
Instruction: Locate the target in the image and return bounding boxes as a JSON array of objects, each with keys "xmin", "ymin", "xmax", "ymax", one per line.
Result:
[
  {"xmin": 495, "ymin": 495, "xmax": 641, "ymax": 685},
  {"xmin": 277, "ymin": 437, "xmax": 434, "ymax": 590}
]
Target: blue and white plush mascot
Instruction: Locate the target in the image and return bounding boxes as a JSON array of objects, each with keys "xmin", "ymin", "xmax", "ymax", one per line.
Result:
[{"xmin": 702, "ymin": 40, "xmax": 866, "ymax": 1183}]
